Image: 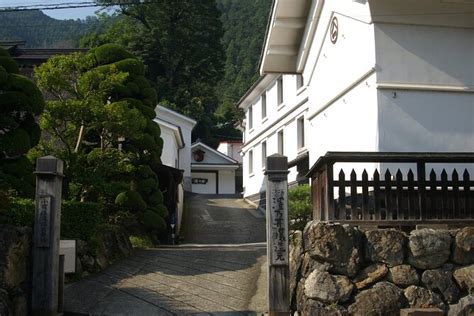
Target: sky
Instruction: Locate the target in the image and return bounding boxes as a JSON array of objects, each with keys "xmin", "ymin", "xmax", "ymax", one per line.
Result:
[{"xmin": 0, "ymin": 0, "xmax": 100, "ymax": 20}]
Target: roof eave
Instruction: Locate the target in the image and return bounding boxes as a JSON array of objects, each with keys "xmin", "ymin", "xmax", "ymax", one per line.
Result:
[{"xmin": 259, "ymin": 0, "xmax": 311, "ymax": 75}]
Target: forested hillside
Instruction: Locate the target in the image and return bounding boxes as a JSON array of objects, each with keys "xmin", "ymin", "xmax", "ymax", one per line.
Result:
[
  {"xmin": 216, "ymin": 0, "xmax": 272, "ymax": 123},
  {"xmin": 0, "ymin": 0, "xmax": 272, "ymax": 143},
  {"xmin": 0, "ymin": 10, "xmax": 99, "ymax": 48}
]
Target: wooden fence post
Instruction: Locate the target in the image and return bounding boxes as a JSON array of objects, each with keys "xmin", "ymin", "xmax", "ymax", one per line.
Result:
[
  {"xmin": 32, "ymin": 156, "xmax": 64, "ymax": 316},
  {"xmin": 265, "ymin": 154, "xmax": 290, "ymax": 316}
]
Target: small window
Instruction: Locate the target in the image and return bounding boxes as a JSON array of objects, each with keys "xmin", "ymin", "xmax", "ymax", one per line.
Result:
[
  {"xmin": 277, "ymin": 130, "xmax": 284, "ymax": 155},
  {"xmin": 248, "ymin": 105, "xmax": 253, "ymax": 130},
  {"xmin": 277, "ymin": 77, "xmax": 283, "ymax": 105},
  {"xmin": 249, "ymin": 150, "xmax": 254, "ymax": 174},
  {"xmin": 296, "ymin": 74, "xmax": 304, "ymax": 90},
  {"xmin": 297, "ymin": 117, "xmax": 305, "ymax": 149},
  {"xmin": 261, "ymin": 141, "xmax": 267, "ymax": 169},
  {"xmin": 261, "ymin": 92, "xmax": 267, "ymax": 119}
]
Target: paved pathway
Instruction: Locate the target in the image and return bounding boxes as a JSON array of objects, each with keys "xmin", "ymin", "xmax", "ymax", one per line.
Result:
[{"xmin": 64, "ymin": 195, "xmax": 267, "ymax": 315}]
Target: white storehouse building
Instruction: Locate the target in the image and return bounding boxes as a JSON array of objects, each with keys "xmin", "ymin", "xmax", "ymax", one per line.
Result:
[
  {"xmin": 191, "ymin": 141, "xmax": 240, "ymax": 195},
  {"xmin": 154, "ymin": 105, "xmax": 197, "ymax": 191},
  {"xmin": 239, "ymin": 0, "xmax": 474, "ymax": 207}
]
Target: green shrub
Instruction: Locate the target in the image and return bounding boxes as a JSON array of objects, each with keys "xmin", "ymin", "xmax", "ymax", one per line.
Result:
[
  {"xmin": 288, "ymin": 184, "xmax": 312, "ymax": 231},
  {"xmin": 91, "ymin": 44, "xmax": 134, "ymax": 65},
  {"xmin": 148, "ymin": 190, "xmax": 163, "ymax": 205},
  {"xmin": 137, "ymin": 178, "xmax": 157, "ymax": 195},
  {"xmin": 0, "ymin": 197, "xmax": 35, "ymax": 227},
  {"xmin": 143, "ymin": 209, "xmax": 167, "ymax": 232},
  {"xmin": 0, "ymin": 129, "xmax": 31, "ymax": 157},
  {"xmin": 113, "ymin": 58, "xmax": 145, "ymax": 76},
  {"xmin": 0, "ymin": 66, "xmax": 7, "ymax": 84},
  {"xmin": 0, "ymin": 56, "xmax": 19, "ymax": 74},
  {"xmin": 149, "ymin": 205, "xmax": 168, "ymax": 218},
  {"xmin": 129, "ymin": 235, "xmax": 154, "ymax": 248},
  {"xmin": 0, "ymin": 48, "xmax": 9, "ymax": 57},
  {"xmin": 61, "ymin": 201, "xmax": 104, "ymax": 241},
  {"xmin": 114, "ymin": 190, "xmax": 147, "ymax": 212},
  {"xmin": 138, "ymin": 104, "xmax": 156, "ymax": 120}
]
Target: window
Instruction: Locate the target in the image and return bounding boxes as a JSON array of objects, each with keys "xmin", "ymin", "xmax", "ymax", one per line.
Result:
[
  {"xmin": 261, "ymin": 141, "xmax": 267, "ymax": 169},
  {"xmin": 296, "ymin": 74, "xmax": 304, "ymax": 90},
  {"xmin": 249, "ymin": 150, "xmax": 254, "ymax": 174},
  {"xmin": 297, "ymin": 117, "xmax": 305, "ymax": 149},
  {"xmin": 277, "ymin": 130, "xmax": 284, "ymax": 155},
  {"xmin": 261, "ymin": 92, "xmax": 267, "ymax": 119},
  {"xmin": 248, "ymin": 105, "xmax": 253, "ymax": 130},
  {"xmin": 277, "ymin": 77, "xmax": 283, "ymax": 105}
]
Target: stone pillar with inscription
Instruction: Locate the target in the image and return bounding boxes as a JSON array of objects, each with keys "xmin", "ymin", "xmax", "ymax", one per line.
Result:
[
  {"xmin": 32, "ymin": 156, "xmax": 64, "ymax": 316},
  {"xmin": 265, "ymin": 154, "xmax": 290, "ymax": 316}
]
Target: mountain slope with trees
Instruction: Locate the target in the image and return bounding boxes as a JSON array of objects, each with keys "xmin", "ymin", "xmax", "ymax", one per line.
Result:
[
  {"xmin": 0, "ymin": 10, "xmax": 99, "ymax": 48},
  {"xmin": 0, "ymin": 0, "xmax": 272, "ymax": 144},
  {"xmin": 216, "ymin": 0, "xmax": 272, "ymax": 126}
]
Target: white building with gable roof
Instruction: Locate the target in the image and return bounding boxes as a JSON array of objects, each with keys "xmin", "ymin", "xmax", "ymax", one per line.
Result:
[{"xmin": 239, "ymin": 0, "xmax": 474, "ymax": 208}]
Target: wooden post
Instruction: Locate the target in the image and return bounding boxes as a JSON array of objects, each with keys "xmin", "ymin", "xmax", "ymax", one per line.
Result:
[
  {"xmin": 265, "ymin": 154, "xmax": 290, "ymax": 316},
  {"xmin": 32, "ymin": 156, "xmax": 64, "ymax": 316}
]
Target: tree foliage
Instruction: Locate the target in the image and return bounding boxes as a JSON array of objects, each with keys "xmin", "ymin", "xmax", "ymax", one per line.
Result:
[
  {"xmin": 0, "ymin": 47, "xmax": 44, "ymax": 197},
  {"xmin": 81, "ymin": 0, "xmax": 226, "ymax": 145},
  {"xmin": 0, "ymin": 2, "xmax": 272, "ymax": 144},
  {"xmin": 288, "ymin": 184, "xmax": 312, "ymax": 231},
  {"xmin": 34, "ymin": 44, "xmax": 167, "ymax": 237},
  {"xmin": 215, "ymin": 0, "xmax": 272, "ymax": 126}
]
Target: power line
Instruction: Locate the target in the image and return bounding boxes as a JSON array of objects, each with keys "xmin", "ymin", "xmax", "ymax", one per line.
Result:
[
  {"xmin": 0, "ymin": 1, "xmax": 473, "ymax": 16},
  {"xmin": 0, "ymin": 1, "xmax": 162, "ymax": 12}
]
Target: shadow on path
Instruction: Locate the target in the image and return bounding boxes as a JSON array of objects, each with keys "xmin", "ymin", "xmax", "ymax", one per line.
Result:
[{"xmin": 64, "ymin": 195, "xmax": 267, "ymax": 315}]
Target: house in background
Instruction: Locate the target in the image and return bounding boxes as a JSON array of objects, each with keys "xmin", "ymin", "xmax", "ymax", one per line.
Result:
[
  {"xmin": 217, "ymin": 140, "xmax": 243, "ymax": 163},
  {"xmin": 154, "ymin": 105, "xmax": 196, "ymax": 236},
  {"xmin": 191, "ymin": 141, "xmax": 240, "ymax": 195},
  {"xmin": 217, "ymin": 140, "xmax": 244, "ymax": 194},
  {"xmin": 154, "ymin": 105, "xmax": 197, "ymax": 191},
  {"xmin": 0, "ymin": 40, "xmax": 87, "ymax": 77},
  {"xmin": 240, "ymin": 0, "xmax": 474, "ymax": 208}
]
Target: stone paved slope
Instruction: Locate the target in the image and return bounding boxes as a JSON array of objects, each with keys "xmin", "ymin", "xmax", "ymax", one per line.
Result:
[{"xmin": 64, "ymin": 195, "xmax": 267, "ymax": 315}]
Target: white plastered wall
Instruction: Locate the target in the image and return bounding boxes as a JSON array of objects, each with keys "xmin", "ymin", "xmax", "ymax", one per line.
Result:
[
  {"xmin": 191, "ymin": 172, "xmax": 217, "ymax": 195},
  {"xmin": 159, "ymin": 126, "xmax": 179, "ymax": 168},
  {"xmin": 218, "ymin": 169, "xmax": 236, "ymax": 194}
]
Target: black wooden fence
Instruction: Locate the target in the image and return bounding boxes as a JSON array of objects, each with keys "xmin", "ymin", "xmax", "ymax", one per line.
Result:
[{"xmin": 307, "ymin": 152, "xmax": 474, "ymax": 227}]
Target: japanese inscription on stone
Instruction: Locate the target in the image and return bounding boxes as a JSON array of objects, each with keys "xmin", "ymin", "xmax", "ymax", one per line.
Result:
[
  {"xmin": 269, "ymin": 182, "xmax": 288, "ymax": 265},
  {"xmin": 37, "ymin": 195, "xmax": 52, "ymax": 248}
]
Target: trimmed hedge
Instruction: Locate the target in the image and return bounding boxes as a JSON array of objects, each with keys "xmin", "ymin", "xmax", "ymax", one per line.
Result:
[
  {"xmin": 115, "ymin": 190, "xmax": 147, "ymax": 212},
  {"xmin": 91, "ymin": 44, "xmax": 134, "ymax": 66},
  {"xmin": 0, "ymin": 197, "xmax": 35, "ymax": 227},
  {"xmin": 143, "ymin": 209, "xmax": 167, "ymax": 232},
  {"xmin": 0, "ymin": 199, "xmax": 104, "ymax": 242},
  {"xmin": 61, "ymin": 201, "xmax": 104, "ymax": 241}
]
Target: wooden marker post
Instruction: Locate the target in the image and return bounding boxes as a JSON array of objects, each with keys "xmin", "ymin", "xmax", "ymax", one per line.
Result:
[
  {"xmin": 265, "ymin": 154, "xmax": 290, "ymax": 316},
  {"xmin": 32, "ymin": 156, "xmax": 64, "ymax": 316}
]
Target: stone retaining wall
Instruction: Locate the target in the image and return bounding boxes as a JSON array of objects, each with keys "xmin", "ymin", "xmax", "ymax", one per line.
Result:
[
  {"xmin": 290, "ymin": 221, "xmax": 474, "ymax": 316},
  {"xmin": 0, "ymin": 225, "xmax": 31, "ymax": 316},
  {"xmin": 0, "ymin": 224, "xmax": 132, "ymax": 315},
  {"xmin": 75, "ymin": 226, "xmax": 133, "ymax": 277}
]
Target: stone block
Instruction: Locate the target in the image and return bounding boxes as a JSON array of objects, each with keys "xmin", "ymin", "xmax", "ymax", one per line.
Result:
[
  {"xmin": 304, "ymin": 221, "xmax": 362, "ymax": 277},
  {"xmin": 364, "ymin": 229, "xmax": 406, "ymax": 266},
  {"xmin": 407, "ymin": 229, "xmax": 451, "ymax": 269},
  {"xmin": 400, "ymin": 308, "xmax": 444, "ymax": 316},
  {"xmin": 388, "ymin": 264, "xmax": 419, "ymax": 288},
  {"xmin": 452, "ymin": 227, "xmax": 474, "ymax": 265},
  {"xmin": 348, "ymin": 282, "xmax": 406, "ymax": 316}
]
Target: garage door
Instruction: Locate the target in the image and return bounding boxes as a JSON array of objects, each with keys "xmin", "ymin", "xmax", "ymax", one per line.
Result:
[{"xmin": 191, "ymin": 172, "xmax": 217, "ymax": 194}]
